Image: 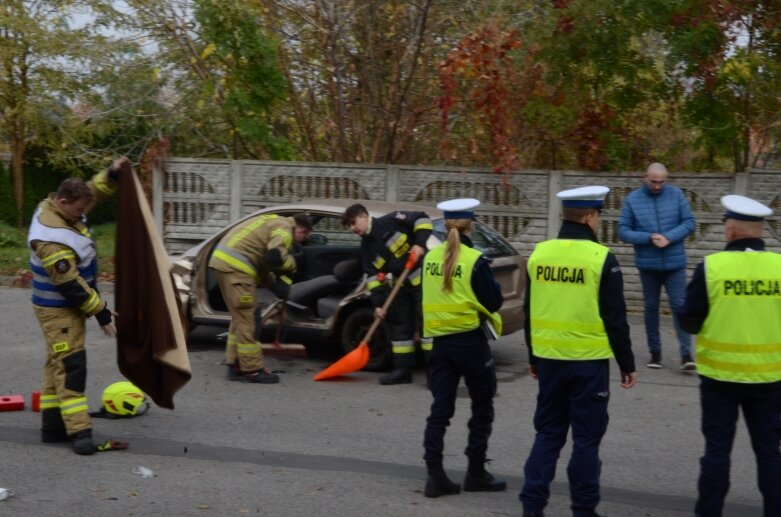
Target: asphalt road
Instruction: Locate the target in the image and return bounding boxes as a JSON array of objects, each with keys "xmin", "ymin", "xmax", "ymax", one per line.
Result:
[{"xmin": 0, "ymin": 286, "xmax": 765, "ymax": 516}]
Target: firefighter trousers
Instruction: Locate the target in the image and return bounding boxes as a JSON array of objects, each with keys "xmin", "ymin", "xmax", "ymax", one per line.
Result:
[
  {"xmin": 387, "ymin": 285, "xmax": 431, "ymax": 370},
  {"xmin": 34, "ymin": 305, "xmax": 91, "ymax": 437},
  {"xmin": 216, "ymin": 270, "xmax": 264, "ymax": 372}
]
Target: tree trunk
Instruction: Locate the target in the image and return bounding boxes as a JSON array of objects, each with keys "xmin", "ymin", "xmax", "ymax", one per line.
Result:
[{"xmin": 11, "ymin": 134, "xmax": 25, "ymax": 228}]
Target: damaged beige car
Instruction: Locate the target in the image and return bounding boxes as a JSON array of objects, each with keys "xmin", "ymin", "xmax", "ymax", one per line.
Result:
[{"xmin": 172, "ymin": 199, "xmax": 526, "ymax": 370}]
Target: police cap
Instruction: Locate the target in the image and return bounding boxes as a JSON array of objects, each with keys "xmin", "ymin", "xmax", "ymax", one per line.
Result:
[
  {"xmin": 437, "ymin": 198, "xmax": 480, "ymax": 219},
  {"xmin": 721, "ymin": 195, "xmax": 773, "ymax": 222},
  {"xmin": 557, "ymin": 186, "xmax": 610, "ymax": 209}
]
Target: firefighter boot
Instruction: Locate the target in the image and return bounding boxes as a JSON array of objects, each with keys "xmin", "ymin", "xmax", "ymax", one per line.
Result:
[
  {"xmin": 70, "ymin": 429, "xmax": 97, "ymax": 456},
  {"xmin": 41, "ymin": 408, "xmax": 68, "ymax": 443},
  {"xmin": 379, "ymin": 369, "xmax": 412, "ymax": 385},
  {"xmin": 226, "ymin": 361, "xmax": 241, "ymax": 381},
  {"xmin": 241, "ymin": 368, "xmax": 280, "ymax": 384},
  {"xmin": 424, "ymin": 460, "xmax": 461, "ymax": 498},
  {"xmin": 380, "ymin": 352, "xmax": 414, "ymax": 385},
  {"xmin": 463, "ymin": 458, "xmax": 507, "ymax": 492}
]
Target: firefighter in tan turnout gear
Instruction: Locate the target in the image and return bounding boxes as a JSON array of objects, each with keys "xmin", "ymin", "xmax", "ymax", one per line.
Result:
[
  {"xmin": 208, "ymin": 213, "xmax": 312, "ymax": 383},
  {"xmin": 29, "ymin": 157, "xmax": 127, "ymax": 455}
]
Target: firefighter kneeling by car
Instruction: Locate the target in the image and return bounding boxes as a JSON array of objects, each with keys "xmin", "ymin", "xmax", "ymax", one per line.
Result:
[{"xmin": 208, "ymin": 212, "xmax": 312, "ymax": 384}]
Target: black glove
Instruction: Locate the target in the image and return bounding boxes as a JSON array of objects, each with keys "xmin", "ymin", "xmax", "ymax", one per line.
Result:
[
  {"xmin": 107, "ymin": 166, "xmax": 120, "ymax": 183},
  {"xmin": 271, "ymin": 278, "xmax": 290, "ymax": 300},
  {"xmin": 265, "ymin": 248, "xmax": 284, "ymax": 268},
  {"xmin": 107, "ymin": 156, "xmax": 129, "ymax": 183},
  {"xmin": 95, "ymin": 306, "xmax": 113, "ymax": 326}
]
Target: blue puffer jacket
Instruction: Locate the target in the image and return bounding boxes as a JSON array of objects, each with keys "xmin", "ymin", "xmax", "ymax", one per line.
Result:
[{"xmin": 618, "ymin": 183, "xmax": 695, "ymax": 271}]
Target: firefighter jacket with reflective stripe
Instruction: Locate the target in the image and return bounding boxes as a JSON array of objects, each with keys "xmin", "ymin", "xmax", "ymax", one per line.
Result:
[
  {"xmin": 422, "ymin": 243, "xmax": 502, "ymax": 338},
  {"xmin": 527, "ymin": 239, "xmax": 613, "ymax": 360},
  {"xmin": 28, "ymin": 170, "xmax": 115, "ymax": 314},
  {"xmin": 359, "ymin": 210, "xmax": 432, "ymax": 308},
  {"xmin": 696, "ymin": 250, "xmax": 781, "ymax": 383},
  {"xmin": 208, "ymin": 214, "xmax": 297, "ymax": 283}
]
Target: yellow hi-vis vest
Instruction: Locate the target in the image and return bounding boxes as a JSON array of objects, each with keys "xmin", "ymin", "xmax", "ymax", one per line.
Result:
[
  {"xmin": 422, "ymin": 243, "xmax": 502, "ymax": 338},
  {"xmin": 697, "ymin": 251, "xmax": 781, "ymax": 383},
  {"xmin": 528, "ymin": 239, "xmax": 613, "ymax": 360}
]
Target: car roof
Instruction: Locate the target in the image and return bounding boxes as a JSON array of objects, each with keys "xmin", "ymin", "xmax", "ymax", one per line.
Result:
[{"xmin": 268, "ymin": 199, "xmax": 445, "ymax": 218}]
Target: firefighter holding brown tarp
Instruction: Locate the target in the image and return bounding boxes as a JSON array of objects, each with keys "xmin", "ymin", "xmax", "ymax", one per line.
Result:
[{"xmin": 29, "ymin": 157, "xmax": 127, "ymax": 455}]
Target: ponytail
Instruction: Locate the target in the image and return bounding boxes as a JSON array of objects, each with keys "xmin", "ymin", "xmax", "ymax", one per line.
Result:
[{"xmin": 441, "ymin": 219, "xmax": 473, "ymax": 292}]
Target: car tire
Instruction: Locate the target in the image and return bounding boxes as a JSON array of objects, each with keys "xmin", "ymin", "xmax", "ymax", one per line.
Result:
[{"xmin": 340, "ymin": 307, "xmax": 392, "ymax": 372}]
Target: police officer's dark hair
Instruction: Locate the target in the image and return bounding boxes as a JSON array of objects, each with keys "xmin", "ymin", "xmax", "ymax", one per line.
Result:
[
  {"xmin": 56, "ymin": 178, "xmax": 94, "ymax": 204},
  {"xmin": 562, "ymin": 207, "xmax": 599, "ymax": 222},
  {"xmin": 293, "ymin": 213, "xmax": 313, "ymax": 231},
  {"xmin": 342, "ymin": 204, "xmax": 368, "ymax": 226}
]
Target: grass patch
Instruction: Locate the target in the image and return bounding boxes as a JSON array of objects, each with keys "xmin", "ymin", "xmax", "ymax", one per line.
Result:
[{"xmin": 0, "ymin": 221, "xmax": 116, "ymax": 277}]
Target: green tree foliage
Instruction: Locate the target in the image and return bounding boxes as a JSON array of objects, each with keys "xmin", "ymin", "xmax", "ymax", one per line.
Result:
[
  {"xmin": 0, "ymin": 1, "xmax": 114, "ymax": 225},
  {"xmin": 195, "ymin": 0, "xmax": 291, "ymax": 159},
  {"xmin": 661, "ymin": 0, "xmax": 781, "ymax": 172},
  {"xmin": 2, "ymin": 0, "xmax": 781, "ymax": 190},
  {"xmin": 122, "ymin": 0, "xmax": 291, "ymax": 159}
]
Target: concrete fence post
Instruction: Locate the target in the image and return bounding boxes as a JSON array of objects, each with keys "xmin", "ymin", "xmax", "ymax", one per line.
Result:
[
  {"xmin": 152, "ymin": 162, "xmax": 164, "ymax": 235},
  {"xmin": 546, "ymin": 169, "xmax": 562, "ymax": 239},
  {"xmin": 385, "ymin": 165, "xmax": 399, "ymax": 202},
  {"xmin": 230, "ymin": 161, "xmax": 243, "ymax": 222}
]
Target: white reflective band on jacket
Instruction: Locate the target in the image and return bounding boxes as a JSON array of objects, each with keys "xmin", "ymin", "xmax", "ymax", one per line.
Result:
[{"xmin": 29, "ymin": 208, "xmax": 98, "ymax": 308}]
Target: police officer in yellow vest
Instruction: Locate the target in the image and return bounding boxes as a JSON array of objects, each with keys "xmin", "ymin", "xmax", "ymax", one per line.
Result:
[
  {"xmin": 29, "ymin": 157, "xmax": 127, "ymax": 455},
  {"xmin": 208, "ymin": 213, "xmax": 312, "ymax": 383},
  {"xmin": 679, "ymin": 195, "xmax": 781, "ymax": 517},
  {"xmin": 520, "ymin": 186, "xmax": 637, "ymax": 517},
  {"xmin": 421, "ymin": 198, "xmax": 506, "ymax": 498}
]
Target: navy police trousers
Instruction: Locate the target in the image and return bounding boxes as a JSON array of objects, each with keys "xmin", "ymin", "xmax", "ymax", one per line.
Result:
[
  {"xmin": 520, "ymin": 358, "xmax": 610, "ymax": 517},
  {"xmin": 423, "ymin": 329, "xmax": 496, "ymax": 463}
]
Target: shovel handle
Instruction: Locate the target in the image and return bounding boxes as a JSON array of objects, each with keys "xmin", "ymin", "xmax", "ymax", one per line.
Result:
[{"xmin": 361, "ymin": 251, "xmax": 419, "ymax": 345}]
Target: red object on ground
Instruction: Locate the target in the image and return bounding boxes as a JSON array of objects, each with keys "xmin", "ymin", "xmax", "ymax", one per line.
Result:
[
  {"xmin": 0, "ymin": 394, "xmax": 25, "ymax": 411},
  {"xmin": 32, "ymin": 391, "xmax": 41, "ymax": 412}
]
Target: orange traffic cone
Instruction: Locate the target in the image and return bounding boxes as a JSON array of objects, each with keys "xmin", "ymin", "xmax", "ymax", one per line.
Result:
[
  {"xmin": 313, "ymin": 251, "xmax": 420, "ymax": 382},
  {"xmin": 313, "ymin": 341, "xmax": 370, "ymax": 381}
]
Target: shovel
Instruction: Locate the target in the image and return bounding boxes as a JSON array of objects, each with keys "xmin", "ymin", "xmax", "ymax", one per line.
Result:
[{"xmin": 313, "ymin": 251, "xmax": 419, "ymax": 381}]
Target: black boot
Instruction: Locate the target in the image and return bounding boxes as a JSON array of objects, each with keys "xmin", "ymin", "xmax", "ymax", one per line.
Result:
[
  {"xmin": 41, "ymin": 408, "xmax": 68, "ymax": 443},
  {"xmin": 241, "ymin": 368, "xmax": 280, "ymax": 384},
  {"xmin": 424, "ymin": 460, "xmax": 461, "ymax": 498},
  {"xmin": 379, "ymin": 369, "xmax": 412, "ymax": 385},
  {"xmin": 463, "ymin": 458, "xmax": 507, "ymax": 492},
  {"xmin": 70, "ymin": 429, "xmax": 97, "ymax": 455},
  {"xmin": 226, "ymin": 361, "xmax": 241, "ymax": 381}
]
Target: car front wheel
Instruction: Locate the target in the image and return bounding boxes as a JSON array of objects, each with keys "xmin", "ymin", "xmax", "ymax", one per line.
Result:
[{"xmin": 340, "ymin": 307, "xmax": 392, "ymax": 372}]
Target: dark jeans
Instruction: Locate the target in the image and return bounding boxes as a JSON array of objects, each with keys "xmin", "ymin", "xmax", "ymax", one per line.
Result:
[
  {"xmin": 423, "ymin": 330, "xmax": 496, "ymax": 463},
  {"xmin": 696, "ymin": 377, "xmax": 781, "ymax": 517},
  {"xmin": 639, "ymin": 268, "xmax": 691, "ymax": 358},
  {"xmin": 520, "ymin": 359, "xmax": 610, "ymax": 517}
]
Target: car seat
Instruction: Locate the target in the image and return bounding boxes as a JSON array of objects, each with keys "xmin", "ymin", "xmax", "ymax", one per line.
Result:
[{"xmin": 288, "ymin": 259, "xmax": 362, "ymax": 317}]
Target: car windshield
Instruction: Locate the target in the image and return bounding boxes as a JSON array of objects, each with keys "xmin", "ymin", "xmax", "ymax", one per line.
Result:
[{"xmin": 432, "ymin": 218, "xmax": 518, "ymax": 258}]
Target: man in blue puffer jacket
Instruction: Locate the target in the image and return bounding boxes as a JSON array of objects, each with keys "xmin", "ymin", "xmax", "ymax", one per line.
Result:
[{"xmin": 619, "ymin": 163, "xmax": 696, "ymax": 370}]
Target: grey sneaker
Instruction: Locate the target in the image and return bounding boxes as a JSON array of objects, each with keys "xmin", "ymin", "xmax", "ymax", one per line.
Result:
[
  {"xmin": 646, "ymin": 352, "xmax": 662, "ymax": 369},
  {"xmin": 680, "ymin": 355, "xmax": 696, "ymax": 371}
]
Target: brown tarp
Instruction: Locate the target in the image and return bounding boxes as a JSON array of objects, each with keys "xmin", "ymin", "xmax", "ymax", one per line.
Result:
[{"xmin": 114, "ymin": 163, "xmax": 191, "ymax": 409}]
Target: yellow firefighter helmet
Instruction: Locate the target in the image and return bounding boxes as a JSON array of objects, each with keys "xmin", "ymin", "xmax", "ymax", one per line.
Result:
[{"xmin": 101, "ymin": 381, "xmax": 148, "ymax": 417}]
